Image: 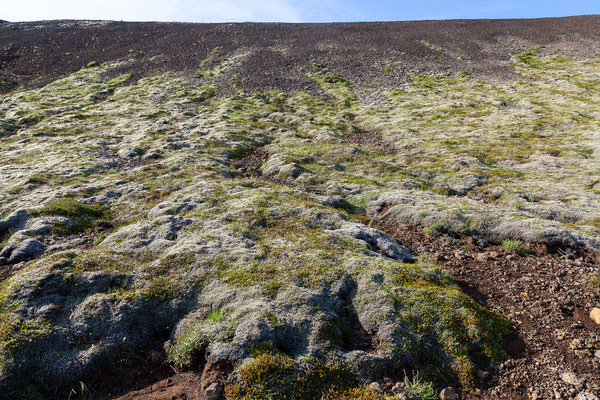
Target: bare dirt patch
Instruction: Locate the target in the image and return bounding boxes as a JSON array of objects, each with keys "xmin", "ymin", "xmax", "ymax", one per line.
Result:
[
  {"xmin": 376, "ymin": 220, "xmax": 600, "ymax": 399},
  {"xmin": 344, "ymin": 131, "xmax": 397, "ymax": 153}
]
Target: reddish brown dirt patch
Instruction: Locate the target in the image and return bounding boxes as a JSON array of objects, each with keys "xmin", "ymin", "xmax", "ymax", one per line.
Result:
[
  {"xmin": 376, "ymin": 220, "xmax": 600, "ymax": 399},
  {"xmin": 231, "ymin": 147, "xmax": 269, "ymax": 177},
  {"xmin": 111, "ymin": 373, "xmax": 201, "ymax": 400},
  {"xmin": 345, "ymin": 131, "xmax": 397, "ymax": 153}
]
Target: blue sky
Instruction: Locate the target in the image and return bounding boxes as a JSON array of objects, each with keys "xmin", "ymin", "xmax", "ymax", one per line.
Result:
[{"xmin": 3, "ymin": 0, "xmax": 600, "ymax": 23}]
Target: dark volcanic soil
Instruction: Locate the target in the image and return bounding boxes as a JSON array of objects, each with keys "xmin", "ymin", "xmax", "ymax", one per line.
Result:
[
  {"xmin": 2, "ymin": 16, "xmax": 600, "ymax": 95},
  {"xmin": 376, "ymin": 222, "xmax": 600, "ymax": 399}
]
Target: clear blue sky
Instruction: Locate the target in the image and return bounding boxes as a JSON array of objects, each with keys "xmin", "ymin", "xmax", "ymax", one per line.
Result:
[{"xmin": 3, "ymin": 0, "xmax": 600, "ymax": 23}]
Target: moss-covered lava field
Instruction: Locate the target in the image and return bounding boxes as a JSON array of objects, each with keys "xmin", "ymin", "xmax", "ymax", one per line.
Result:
[{"xmin": 1, "ymin": 16, "xmax": 600, "ymax": 400}]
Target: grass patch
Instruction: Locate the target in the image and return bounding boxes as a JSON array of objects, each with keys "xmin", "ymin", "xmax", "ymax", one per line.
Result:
[
  {"xmin": 388, "ymin": 262, "xmax": 511, "ymax": 390},
  {"xmin": 404, "ymin": 372, "xmax": 437, "ymax": 400},
  {"xmin": 25, "ymin": 173, "xmax": 54, "ymax": 184},
  {"xmin": 207, "ymin": 309, "xmax": 224, "ymax": 323},
  {"xmin": 169, "ymin": 322, "xmax": 206, "ymax": 370},
  {"xmin": 32, "ymin": 198, "xmax": 111, "ymax": 234},
  {"xmin": 106, "ymin": 74, "xmax": 132, "ymax": 87},
  {"xmin": 423, "ymin": 222, "xmax": 442, "ymax": 236},
  {"xmin": 226, "ymin": 347, "xmax": 366, "ymax": 400},
  {"xmin": 501, "ymin": 239, "xmax": 530, "ymax": 255},
  {"xmin": 515, "ymin": 48, "xmax": 542, "ymax": 67}
]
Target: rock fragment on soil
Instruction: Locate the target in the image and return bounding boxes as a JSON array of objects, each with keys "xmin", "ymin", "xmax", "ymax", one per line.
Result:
[
  {"xmin": 590, "ymin": 308, "xmax": 600, "ymax": 325},
  {"xmin": 369, "ymin": 381, "xmax": 383, "ymax": 394},
  {"xmin": 561, "ymin": 372, "xmax": 584, "ymax": 387},
  {"xmin": 576, "ymin": 393, "xmax": 600, "ymax": 400},
  {"xmin": 440, "ymin": 386, "xmax": 458, "ymax": 400},
  {"xmin": 203, "ymin": 382, "xmax": 223, "ymax": 400}
]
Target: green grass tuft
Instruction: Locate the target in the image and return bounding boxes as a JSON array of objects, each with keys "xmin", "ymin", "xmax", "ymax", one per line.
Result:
[
  {"xmin": 589, "ymin": 274, "xmax": 600, "ymax": 288},
  {"xmin": 33, "ymin": 198, "xmax": 111, "ymax": 234},
  {"xmin": 226, "ymin": 347, "xmax": 366, "ymax": 400},
  {"xmin": 515, "ymin": 48, "xmax": 542, "ymax": 67},
  {"xmin": 207, "ymin": 309, "xmax": 224, "ymax": 323},
  {"xmin": 502, "ymin": 239, "xmax": 530, "ymax": 255},
  {"xmin": 169, "ymin": 322, "xmax": 206, "ymax": 370},
  {"xmin": 404, "ymin": 372, "xmax": 437, "ymax": 400}
]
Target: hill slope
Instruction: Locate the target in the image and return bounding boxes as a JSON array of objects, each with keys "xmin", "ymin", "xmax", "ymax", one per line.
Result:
[{"xmin": 0, "ymin": 17, "xmax": 600, "ymax": 399}]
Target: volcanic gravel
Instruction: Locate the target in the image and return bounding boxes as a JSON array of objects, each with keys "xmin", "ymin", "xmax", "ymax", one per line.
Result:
[
  {"xmin": 2, "ymin": 16, "xmax": 600, "ymax": 95},
  {"xmin": 377, "ymin": 221, "xmax": 600, "ymax": 399}
]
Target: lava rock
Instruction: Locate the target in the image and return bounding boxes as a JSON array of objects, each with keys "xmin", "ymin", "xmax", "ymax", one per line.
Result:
[
  {"xmin": 575, "ymin": 393, "xmax": 599, "ymax": 400},
  {"xmin": 561, "ymin": 372, "xmax": 583, "ymax": 387},
  {"xmin": 590, "ymin": 308, "xmax": 600, "ymax": 325},
  {"xmin": 7, "ymin": 238, "xmax": 45, "ymax": 263},
  {"xmin": 440, "ymin": 387, "xmax": 458, "ymax": 400},
  {"xmin": 369, "ymin": 382, "xmax": 383, "ymax": 394},
  {"xmin": 203, "ymin": 382, "xmax": 223, "ymax": 400}
]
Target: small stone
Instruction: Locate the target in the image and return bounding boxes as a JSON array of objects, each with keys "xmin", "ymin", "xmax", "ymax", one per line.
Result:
[
  {"xmin": 454, "ymin": 250, "xmax": 467, "ymax": 260},
  {"xmin": 576, "ymin": 393, "xmax": 599, "ymax": 400},
  {"xmin": 369, "ymin": 382, "xmax": 383, "ymax": 394},
  {"xmin": 561, "ymin": 372, "xmax": 583, "ymax": 386},
  {"xmin": 204, "ymin": 382, "xmax": 224, "ymax": 400},
  {"xmin": 572, "ymin": 321, "xmax": 584, "ymax": 329},
  {"xmin": 575, "ymin": 349, "xmax": 591, "ymax": 357},
  {"xmin": 590, "ymin": 308, "xmax": 600, "ymax": 325},
  {"xmin": 475, "ymin": 253, "xmax": 488, "ymax": 262},
  {"xmin": 382, "ymin": 377, "xmax": 394, "ymax": 389},
  {"xmin": 440, "ymin": 386, "xmax": 458, "ymax": 400},
  {"xmin": 594, "ymin": 350, "xmax": 600, "ymax": 359},
  {"xmin": 392, "ymin": 382, "xmax": 405, "ymax": 393},
  {"xmin": 570, "ymin": 339, "xmax": 583, "ymax": 350},
  {"xmin": 489, "ymin": 251, "xmax": 499, "ymax": 259},
  {"xmin": 476, "ymin": 369, "xmax": 490, "ymax": 379}
]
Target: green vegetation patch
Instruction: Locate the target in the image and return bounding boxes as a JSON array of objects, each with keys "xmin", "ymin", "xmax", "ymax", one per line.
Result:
[
  {"xmin": 169, "ymin": 321, "xmax": 207, "ymax": 370},
  {"xmin": 387, "ymin": 262, "xmax": 511, "ymax": 390},
  {"xmin": 515, "ymin": 48, "xmax": 542, "ymax": 67},
  {"xmin": 226, "ymin": 346, "xmax": 378, "ymax": 400},
  {"xmin": 501, "ymin": 239, "xmax": 530, "ymax": 255},
  {"xmin": 1, "ymin": 318, "xmax": 54, "ymax": 352},
  {"xmin": 106, "ymin": 74, "xmax": 132, "ymax": 87},
  {"xmin": 32, "ymin": 198, "xmax": 111, "ymax": 234}
]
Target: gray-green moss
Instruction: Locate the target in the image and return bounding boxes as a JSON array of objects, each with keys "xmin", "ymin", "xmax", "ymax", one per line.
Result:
[{"xmin": 1, "ymin": 49, "xmax": 599, "ymax": 397}]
